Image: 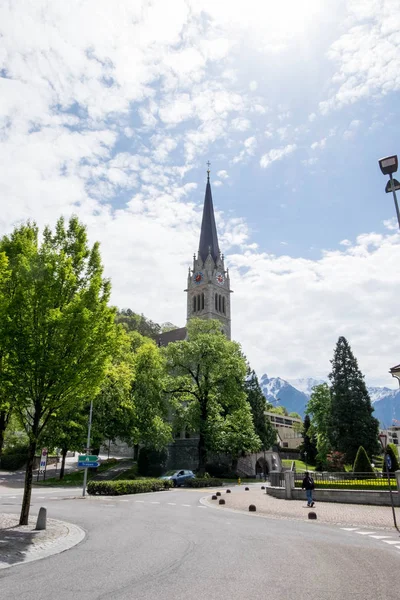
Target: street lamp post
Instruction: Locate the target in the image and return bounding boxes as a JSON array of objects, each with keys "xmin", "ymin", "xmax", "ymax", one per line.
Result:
[
  {"xmin": 378, "ymin": 155, "xmax": 400, "ymax": 230},
  {"xmin": 304, "ymin": 451, "xmax": 308, "ymax": 472},
  {"xmin": 378, "ymin": 432, "xmax": 399, "ymax": 534}
]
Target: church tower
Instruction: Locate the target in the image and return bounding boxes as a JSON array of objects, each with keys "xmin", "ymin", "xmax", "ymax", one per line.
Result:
[{"xmin": 186, "ymin": 168, "xmax": 231, "ymax": 339}]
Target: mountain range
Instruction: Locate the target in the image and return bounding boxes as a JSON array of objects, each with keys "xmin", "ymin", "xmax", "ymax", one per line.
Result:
[{"xmin": 260, "ymin": 374, "xmax": 400, "ymax": 429}]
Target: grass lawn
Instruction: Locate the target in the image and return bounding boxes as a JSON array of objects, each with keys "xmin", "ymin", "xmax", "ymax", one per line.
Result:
[
  {"xmin": 34, "ymin": 458, "xmax": 119, "ymax": 486},
  {"xmin": 281, "ymin": 459, "xmax": 315, "ymax": 472}
]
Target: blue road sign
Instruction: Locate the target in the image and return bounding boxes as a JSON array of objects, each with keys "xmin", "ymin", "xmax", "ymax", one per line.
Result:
[{"xmin": 78, "ymin": 461, "xmax": 100, "ymax": 468}]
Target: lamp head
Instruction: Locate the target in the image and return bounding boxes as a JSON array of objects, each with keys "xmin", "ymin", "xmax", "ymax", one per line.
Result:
[{"xmin": 379, "ymin": 155, "xmax": 398, "ymax": 176}]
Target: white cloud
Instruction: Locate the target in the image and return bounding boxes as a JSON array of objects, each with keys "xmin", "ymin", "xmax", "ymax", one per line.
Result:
[
  {"xmin": 217, "ymin": 170, "xmax": 229, "ymax": 179},
  {"xmin": 230, "ymin": 230, "xmax": 400, "ymax": 385},
  {"xmin": 310, "ymin": 138, "xmax": 326, "ymax": 150},
  {"xmin": 260, "ymin": 144, "xmax": 297, "ymax": 168},
  {"xmin": 319, "ymin": 0, "xmax": 400, "ymax": 112},
  {"xmin": 249, "ymin": 80, "xmax": 258, "ymax": 91},
  {"xmin": 231, "ymin": 117, "xmax": 251, "ymax": 131},
  {"xmin": 302, "ymin": 157, "xmax": 318, "ymax": 166}
]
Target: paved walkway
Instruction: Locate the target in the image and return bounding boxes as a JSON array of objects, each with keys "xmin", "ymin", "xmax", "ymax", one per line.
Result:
[
  {"xmin": 204, "ymin": 485, "xmax": 400, "ymax": 531},
  {"xmin": 0, "ymin": 513, "xmax": 85, "ymax": 569}
]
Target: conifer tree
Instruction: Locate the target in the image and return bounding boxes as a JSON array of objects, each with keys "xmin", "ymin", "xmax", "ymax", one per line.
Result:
[
  {"xmin": 245, "ymin": 370, "xmax": 276, "ymax": 451},
  {"xmin": 300, "ymin": 415, "xmax": 317, "ymax": 465},
  {"xmin": 353, "ymin": 446, "xmax": 374, "ymax": 473},
  {"xmin": 329, "ymin": 336, "xmax": 379, "ymax": 464}
]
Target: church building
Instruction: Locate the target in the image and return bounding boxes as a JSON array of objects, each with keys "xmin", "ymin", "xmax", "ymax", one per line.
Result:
[{"xmin": 158, "ymin": 168, "xmax": 232, "ymax": 346}]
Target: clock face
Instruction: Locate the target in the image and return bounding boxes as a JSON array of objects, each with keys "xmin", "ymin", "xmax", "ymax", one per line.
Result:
[
  {"xmin": 216, "ymin": 272, "xmax": 224, "ymax": 285},
  {"xmin": 193, "ymin": 271, "xmax": 203, "ymax": 285}
]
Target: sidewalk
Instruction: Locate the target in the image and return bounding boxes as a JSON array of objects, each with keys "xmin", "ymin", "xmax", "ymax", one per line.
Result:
[
  {"xmin": 0, "ymin": 513, "xmax": 85, "ymax": 569},
  {"xmin": 204, "ymin": 485, "xmax": 400, "ymax": 530}
]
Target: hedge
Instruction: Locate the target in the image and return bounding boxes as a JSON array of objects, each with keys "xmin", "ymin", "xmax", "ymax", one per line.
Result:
[
  {"xmin": 86, "ymin": 478, "xmax": 173, "ymax": 496},
  {"xmin": 186, "ymin": 477, "xmax": 223, "ymax": 488}
]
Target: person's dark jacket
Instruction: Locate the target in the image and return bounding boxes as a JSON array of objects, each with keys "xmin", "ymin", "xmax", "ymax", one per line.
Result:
[{"xmin": 302, "ymin": 475, "xmax": 315, "ymax": 490}]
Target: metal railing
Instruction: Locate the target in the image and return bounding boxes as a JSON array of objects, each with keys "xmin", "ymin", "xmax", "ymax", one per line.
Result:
[{"xmin": 293, "ymin": 472, "xmax": 397, "ymax": 490}]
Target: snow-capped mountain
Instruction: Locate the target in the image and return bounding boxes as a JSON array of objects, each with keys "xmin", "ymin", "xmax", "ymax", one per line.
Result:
[{"xmin": 260, "ymin": 373, "xmax": 400, "ymax": 427}]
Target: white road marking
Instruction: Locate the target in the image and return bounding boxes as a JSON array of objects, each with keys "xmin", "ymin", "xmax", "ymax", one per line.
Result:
[
  {"xmin": 383, "ymin": 540, "xmax": 400, "ymax": 545},
  {"xmin": 151, "ymin": 501, "xmax": 160, "ymax": 504},
  {"xmin": 341, "ymin": 528, "xmax": 358, "ymax": 531},
  {"xmin": 119, "ymin": 499, "xmax": 129, "ymax": 502},
  {"xmin": 182, "ymin": 504, "xmax": 191, "ymax": 507},
  {"xmin": 197, "ymin": 505, "xmax": 207, "ymax": 508},
  {"xmin": 370, "ymin": 535, "xmax": 392, "ymax": 539},
  {"xmin": 167, "ymin": 502, "xmax": 176, "ymax": 505},
  {"xmin": 135, "ymin": 500, "xmax": 144, "ymax": 503},
  {"xmin": 356, "ymin": 531, "xmax": 376, "ymax": 535}
]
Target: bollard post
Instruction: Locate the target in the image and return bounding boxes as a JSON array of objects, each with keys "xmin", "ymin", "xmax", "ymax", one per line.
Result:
[
  {"xmin": 284, "ymin": 471, "xmax": 294, "ymax": 500},
  {"xmin": 35, "ymin": 507, "xmax": 47, "ymax": 530}
]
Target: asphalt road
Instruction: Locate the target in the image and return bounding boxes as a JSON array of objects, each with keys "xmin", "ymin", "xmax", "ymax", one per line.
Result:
[{"xmin": 1, "ymin": 486, "xmax": 400, "ymax": 600}]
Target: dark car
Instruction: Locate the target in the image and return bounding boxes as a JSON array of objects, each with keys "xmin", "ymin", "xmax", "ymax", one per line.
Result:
[{"xmin": 160, "ymin": 470, "xmax": 195, "ymax": 487}]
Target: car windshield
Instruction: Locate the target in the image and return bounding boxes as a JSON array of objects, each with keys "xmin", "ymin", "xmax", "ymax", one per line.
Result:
[{"xmin": 163, "ymin": 471, "xmax": 179, "ymax": 476}]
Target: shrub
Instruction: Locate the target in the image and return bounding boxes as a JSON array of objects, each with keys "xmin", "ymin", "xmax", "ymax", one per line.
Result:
[
  {"xmin": 86, "ymin": 478, "xmax": 173, "ymax": 496},
  {"xmin": 137, "ymin": 447, "xmax": 168, "ymax": 477},
  {"xmin": 353, "ymin": 446, "xmax": 374, "ymax": 473},
  {"xmin": 0, "ymin": 444, "xmax": 30, "ymax": 470},
  {"xmin": 383, "ymin": 444, "xmax": 400, "ymax": 474},
  {"xmin": 186, "ymin": 477, "xmax": 223, "ymax": 488},
  {"xmin": 326, "ymin": 451, "xmax": 346, "ymax": 472}
]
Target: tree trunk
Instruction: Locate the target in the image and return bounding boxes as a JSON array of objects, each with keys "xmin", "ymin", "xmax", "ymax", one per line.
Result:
[
  {"xmin": 133, "ymin": 444, "xmax": 139, "ymax": 461},
  {"xmin": 0, "ymin": 409, "xmax": 10, "ymax": 457},
  {"xmin": 59, "ymin": 447, "xmax": 67, "ymax": 480},
  {"xmin": 19, "ymin": 440, "xmax": 37, "ymax": 525}
]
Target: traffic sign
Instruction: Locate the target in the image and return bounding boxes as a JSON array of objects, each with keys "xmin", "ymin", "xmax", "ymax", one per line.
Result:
[
  {"xmin": 78, "ymin": 461, "xmax": 100, "ymax": 468},
  {"xmin": 78, "ymin": 455, "xmax": 98, "ymax": 462}
]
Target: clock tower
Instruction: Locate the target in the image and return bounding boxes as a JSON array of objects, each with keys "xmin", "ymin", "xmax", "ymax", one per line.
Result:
[{"xmin": 186, "ymin": 168, "xmax": 231, "ymax": 339}]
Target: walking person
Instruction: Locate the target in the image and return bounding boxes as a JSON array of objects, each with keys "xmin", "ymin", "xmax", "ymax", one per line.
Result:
[{"xmin": 302, "ymin": 471, "xmax": 315, "ymax": 507}]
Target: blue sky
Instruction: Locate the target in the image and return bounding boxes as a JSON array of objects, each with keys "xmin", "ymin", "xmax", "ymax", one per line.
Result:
[{"xmin": 1, "ymin": 0, "xmax": 400, "ymax": 386}]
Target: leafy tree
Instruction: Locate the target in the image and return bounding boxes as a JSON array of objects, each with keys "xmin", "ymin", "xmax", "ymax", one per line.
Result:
[
  {"xmin": 130, "ymin": 333, "xmax": 172, "ymax": 450},
  {"xmin": 306, "ymin": 384, "xmax": 332, "ymax": 469},
  {"xmin": 163, "ymin": 318, "xmax": 256, "ymax": 474},
  {"xmin": 329, "ymin": 336, "xmax": 379, "ymax": 464},
  {"xmin": 0, "ymin": 249, "xmax": 12, "ymax": 455},
  {"xmin": 353, "ymin": 446, "xmax": 374, "ymax": 473},
  {"xmin": 268, "ymin": 405, "xmax": 289, "ymax": 416},
  {"xmin": 0, "ymin": 217, "xmax": 116, "ymax": 524},
  {"xmin": 383, "ymin": 443, "xmax": 400, "ymax": 474},
  {"xmin": 245, "ymin": 370, "xmax": 276, "ymax": 450},
  {"xmin": 42, "ymin": 412, "xmax": 86, "ymax": 479},
  {"xmin": 300, "ymin": 415, "xmax": 317, "ymax": 466},
  {"xmin": 116, "ymin": 309, "xmax": 162, "ymax": 339},
  {"xmin": 289, "ymin": 412, "xmax": 301, "ymax": 419}
]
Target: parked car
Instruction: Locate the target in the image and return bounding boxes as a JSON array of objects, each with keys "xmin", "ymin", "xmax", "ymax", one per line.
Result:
[{"xmin": 160, "ymin": 470, "xmax": 195, "ymax": 487}]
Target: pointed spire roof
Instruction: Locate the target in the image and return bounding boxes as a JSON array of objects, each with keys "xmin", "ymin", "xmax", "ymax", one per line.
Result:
[{"xmin": 198, "ymin": 169, "xmax": 220, "ymax": 263}]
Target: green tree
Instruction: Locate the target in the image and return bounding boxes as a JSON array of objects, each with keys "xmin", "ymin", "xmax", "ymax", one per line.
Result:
[
  {"xmin": 300, "ymin": 414, "xmax": 317, "ymax": 466},
  {"xmin": 115, "ymin": 309, "xmax": 162, "ymax": 339},
  {"xmin": 245, "ymin": 370, "xmax": 276, "ymax": 450},
  {"xmin": 163, "ymin": 318, "xmax": 254, "ymax": 474},
  {"xmin": 130, "ymin": 333, "xmax": 172, "ymax": 450},
  {"xmin": 329, "ymin": 336, "xmax": 379, "ymax": 464},
  {"xmin": 42, "ymin": 412, "xmax": 86, "ymax": 479},
  {"xmin": 268, "ymin": 405, "xmax": 289, "ymax": 416},
  {"xmin": 0, "ymin": 249, "xmax": 12, "ymax": 456},
  {"xmin": 306, "ymin": 384, "xmax": 332, "ymax": 469},
  {"xmin": 0, "ymin": 217, "xmax": 116, "ymax": 524},
  {"xmin": 353, "ymin": 446, "xmax": 374, "ymax": 473}
]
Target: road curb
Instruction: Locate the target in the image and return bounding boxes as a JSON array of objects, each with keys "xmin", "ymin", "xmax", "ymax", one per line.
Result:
[{"xmin": 0, "ymin": 515, "xmax": 86, "ymax": 570}]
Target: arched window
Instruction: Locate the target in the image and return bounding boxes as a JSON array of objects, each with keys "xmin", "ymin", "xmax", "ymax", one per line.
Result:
[
  {"xmin": 197, "ymin": 295, "xmax": 201, "ymax": 311},
  {"xmin": 218, "ymin": 295, "xmax": 222, "ymax": 313},
  {"xmin": 222, "ymin": 296, "xmax": 225, "ymax": 314},
  {"xmin": 201, "ymin": 293, "xmax": 204, "ymax": 310},
  {"xmin": 215, "ymin": 294, "xmax": 218, "ymax": 311},
  {"xmin": 193, "ymin": 296, "xmax": 196, "ymax": 312}
]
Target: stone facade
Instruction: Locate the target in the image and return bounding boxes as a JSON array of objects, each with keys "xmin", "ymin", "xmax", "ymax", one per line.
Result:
[{"xmin": 186, "ymin": 251, "xmax": 231, "ymax": 339}]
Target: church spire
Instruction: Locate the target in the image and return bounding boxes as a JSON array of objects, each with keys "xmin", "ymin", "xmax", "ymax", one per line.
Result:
[{"xmin": 198, "ymin": 164, "xmax": 220, "ymax": 263}]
